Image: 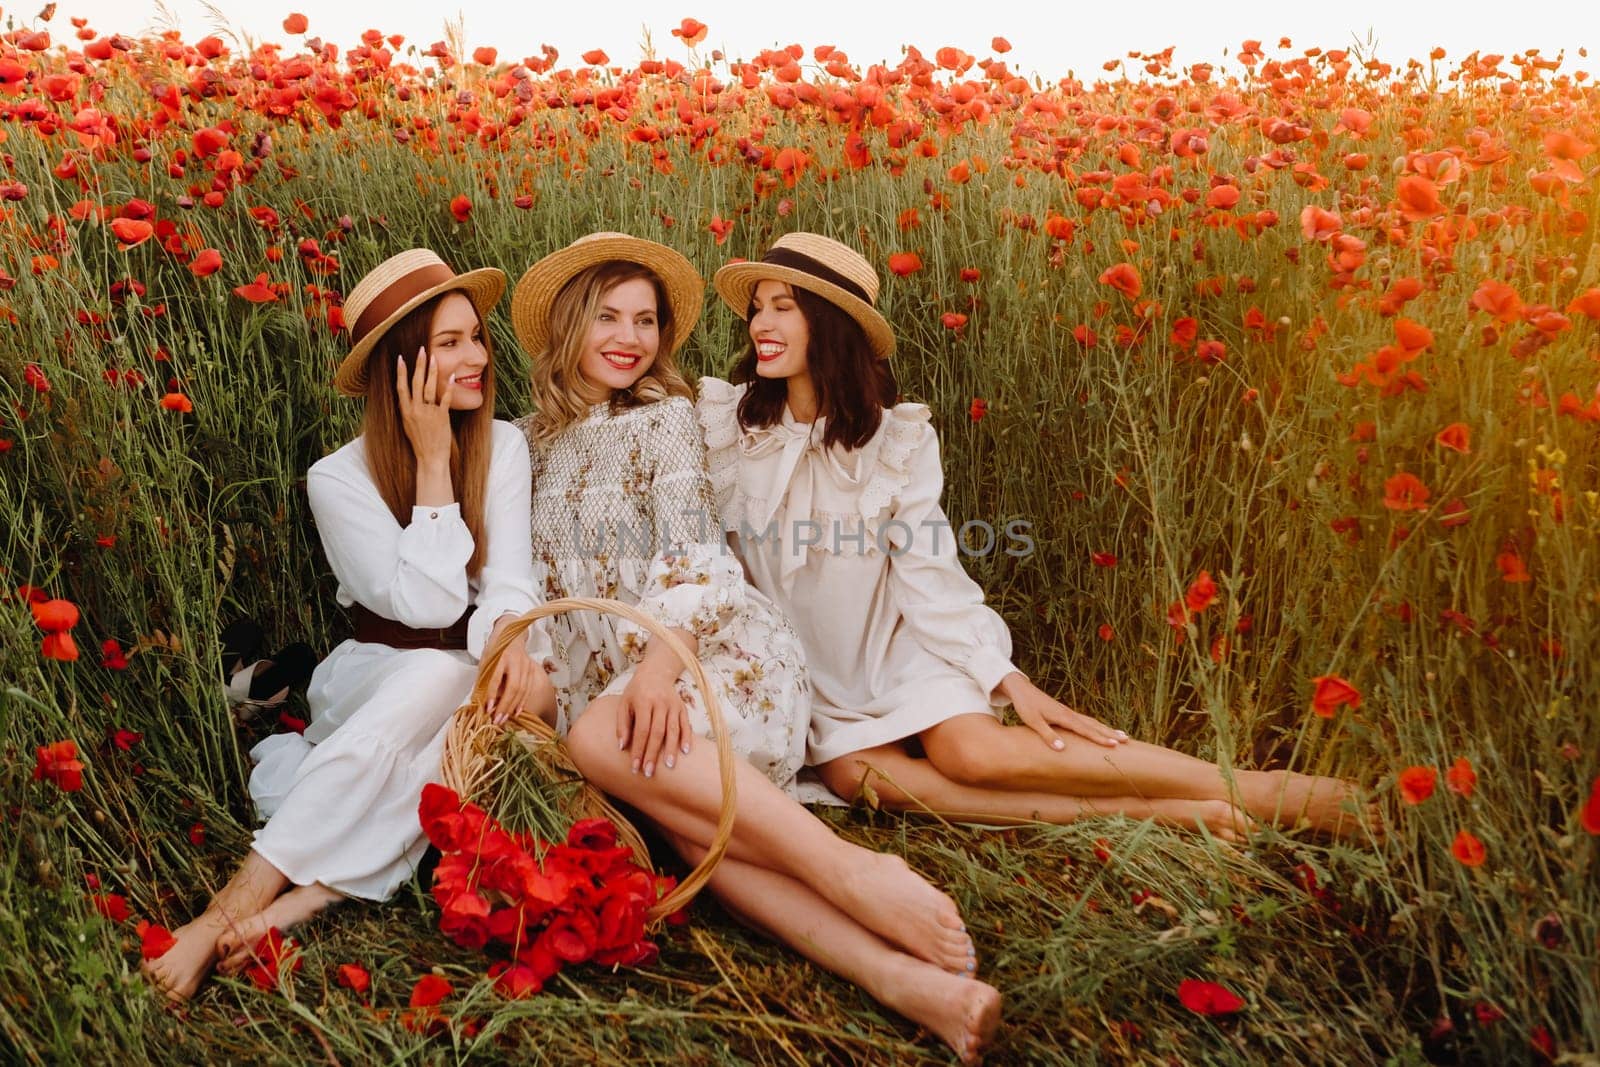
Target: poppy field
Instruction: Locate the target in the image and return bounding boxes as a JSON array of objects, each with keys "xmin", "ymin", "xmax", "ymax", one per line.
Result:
[{"xmin": 2, "ymin": 11, "xmax": 1598, "ymax": 1064}]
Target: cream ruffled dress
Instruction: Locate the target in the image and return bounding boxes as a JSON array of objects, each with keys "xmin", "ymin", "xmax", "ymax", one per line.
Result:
[{"xmin": 696, "ymin": 377, "xmax": 1019, "ymax": 769}]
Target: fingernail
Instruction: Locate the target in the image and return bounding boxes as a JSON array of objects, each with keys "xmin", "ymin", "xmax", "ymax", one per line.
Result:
[
  {"xmin": 664, "ymin": 756, "xmax": 674, "ymax": 769},
  {"xmin": 644, "ymin": 763, "xmax": 654, "ymax": 778},
  {"xmin": 681, "ymin": 743, "xmax": 691, "ymax": 754},
  {"xmin": 1116, "ymin": 730, "xmax": 1129, "ymax": 738},
  {"xmin": 1052, "ymin": 739, "xmax": 1065, "ymax": 750},
  {"xmin": 618, "ymin": 738, "xmax": 626, "ymax": 749}
]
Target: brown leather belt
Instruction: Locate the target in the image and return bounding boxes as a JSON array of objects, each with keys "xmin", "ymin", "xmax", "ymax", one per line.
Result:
[{"xmin": 350, "ymin": 603, "xmax": 473, "ymax": 651}]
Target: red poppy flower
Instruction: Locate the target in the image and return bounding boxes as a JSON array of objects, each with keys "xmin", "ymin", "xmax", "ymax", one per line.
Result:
[
  {"xmin": 1394, "ymin": 318, "xmax": 1433, "ymax": 353},
  {"xmin": 1091, "ymin": 552, "xmax": 1117, "ymax": 568},
  {"xmin": 581, "ymin": 49, "xmax": 609, "ymax": 66},
  {"xmin": 189, "ymin": 249, "xmax": 222, "ymax": 277},
  {"xmin": 1496, "ymin": 548, "xmax": 1531, "ymax": 583},
  {"xmin": 472, "ymin": 46, "xmax": 497, "ymax": 66},
  {"xmin": 244, "ymin": 927, "xmax": 302, "ymax": 990},
  {"xmin": 1177, "ymin": 979, "xmax": 1244, "ymax": 1015},
  {"xmin": 160, "ymin": 393, "xmax": 194, "ymax": 413},
  {"xmin": 1310, "ymin": 674, "xmax": 1361, "ymax": 718},
  {"xmin": 24, "ymin": 363, "xmax": 51, "ymax": 392},
  {"xmin": 1382, "ymin": 472, "xmax": 1430, "ymax": 511},
  {"xmin": 887, "ymin": 252, "xmax": 923, "ymax": 277},
  {"xmin": 671, "ymin": 19, "xmax": 708, "ymax": 46},
  {"xmin": 1567, "ymin": 288, "xmax": 1600, "ymax": 320},
  {"xmin": 42, "ymin": 632, "xmax": 80, "ymax": 661},
  {"xmin": 91, "ymin": 893, "xmax": 130, "ymax": 922},
  {"xmin": 410, "ymin": 973, "xmax": 452, "ymax": 1008},
  {"xmin": 1185, "ymin": 570, "xmax": 1217, "ymax": 613},
  {"xmin": 1580, "ymin": 776, "xmax": 1600, "ymax": 835},
  {"xmin": 1451, "ymin": 829, "xmax": 1487, "ymax": 867},
  {"xmin": 137, "ymin": 920, "xmax": 176, "ymax": 960},
  {"xmin": 1445, "ymin": 757, "xmax": 1477, "ymax": 797},
  {"xmin": 112, "ymin": 728, "xmax": 142, "ymax": 750},
  {"xmin": 1435, "ymin": 423, "xmax": 1470, "ymax": 454},
  {"xmin": 233, "ymin": 274, "xmax": 279, "ymax": 303},
  {"xmin": 968, "ymin": 398, "xmax": 987, "ymax": 421},
  {"xmin": 1098, "ymin": 262, "xmax": 1142, "ymax": 299},
  {"xmin": 110, "ymin": 218, "xmax": 154, "ymax": 248},
  {"xmin": 1097, "ymin": 624, "xmax": 1115, "ymax": 642},
  {"xmin": 100, "ymin": 639, "xmax": 128, "ymax": 669},
  {"xmin": 960, "ymin": 267, "xmax": 981, "ymax": 282},
  {"xmin": 708, "ymin": 216, "xmax": 734, "ymax": 244},
  {"xmin": 942, "ymin": 312, "xmax": 968, "ymax": 330},
  {"xmin": 450, "ymin": 195, "xmax": 472, "ymax": 223},
  {"xmin": 282, "ymin": 13, "xmax": 308, "ymax": 34},
  {"xmin": 188, "ymin": 822, "xmax": 206, "ymax": 846},
  {"xmin": 31, "ymin": 598, "xmax": 79, "ymax": 633},
  {"xmin": 337, "ymin": 962, "xmax": 371, "ymax": 994},
  {"xmin": 1398, "ymin": 766, "xmax": 1437, "ymax": 805}
]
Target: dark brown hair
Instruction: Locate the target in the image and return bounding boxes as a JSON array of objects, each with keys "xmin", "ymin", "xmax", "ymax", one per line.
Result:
[
  {"xmin": 361, "ymin": 292, "xmax": 495, "ymax": 576},
  {"xmin": 732, "ymin": 286, "xmax": 896, "ymax": 451}
]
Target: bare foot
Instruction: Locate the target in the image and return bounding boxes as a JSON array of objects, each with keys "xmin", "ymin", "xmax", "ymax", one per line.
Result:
[
  {"xmin": 216, "ymin": 884, "xmax": 342, "ymax": 976},
  {"xmin": 878, "ymin": 955, "xmax": 1002, "ymax": 1064},
  {"xmin": 141, "ymin": 910, "xmax": 230, "ymax": 1002},
  {"xmin": 831, "ymin": 850, "xmax": 976, "ymax": 975},
  {"xmin": 1259, "ymin": 772, "xmax": 1376, "ymax": 840},
  {"xmin": 1180, "ymin": 799, "xmax": 1255, "ymax": 844}
]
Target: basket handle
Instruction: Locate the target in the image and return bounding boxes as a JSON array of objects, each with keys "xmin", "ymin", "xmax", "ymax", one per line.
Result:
[{"xmin": 457, "ymin": 596, "xmax": 737, "ymax": 922}]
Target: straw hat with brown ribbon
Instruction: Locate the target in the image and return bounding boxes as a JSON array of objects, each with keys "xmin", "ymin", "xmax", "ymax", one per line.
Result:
[
  {"xmin": 713, "ymin": 232, "xmax": 896, "ymax": 358},
  {"xmin": 334, "ymin": 249, "xmax": 506, "ymax": 397},
  {"xmin": 510, "ymin": 233, "xmax": 704, "ymax": 359}
]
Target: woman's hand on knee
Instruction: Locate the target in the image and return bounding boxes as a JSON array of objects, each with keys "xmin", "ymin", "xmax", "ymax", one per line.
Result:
[
  {"xmin": 1000, "ymin": 672, "xmax": 1128, "ymax": 751},
  {"xmin": 618, "ymin": 664, "xmax": 692, "ymax": 778}
]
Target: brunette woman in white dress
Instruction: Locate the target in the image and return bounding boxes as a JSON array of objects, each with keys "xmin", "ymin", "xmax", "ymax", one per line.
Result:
[
  {"xmin": 144, "ymin": 250, "xmax": 556, "ymax": 1000},
  {"xmin": 698, "ymin": 233, "xmax": 1370, "ymax": 840},
  {"xmin": 508, "ymin": 233, "xmax": 999, "ymax": 1064}
]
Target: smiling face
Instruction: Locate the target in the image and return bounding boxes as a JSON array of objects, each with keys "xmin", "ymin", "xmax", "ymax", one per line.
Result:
[
  {"xmin": 575, "ymin": 276, "xmax": 661, "ymax": 396},
  {"xmin": 747, "ymin": 279, "xmax": 811, "ymax": 380},
  {"xmin": 423, "ymin": 291, "xmax": 490, "ymax": 411}
]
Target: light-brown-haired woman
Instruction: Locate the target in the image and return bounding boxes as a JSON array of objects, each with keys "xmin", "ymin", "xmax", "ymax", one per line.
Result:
[
  {"xmin": 510, "ymin": 233, "xmax": 1000, "ymax": 1064},
  {"xmin": 144, "ymin": 250, "xmax": 556, "ymax": 1000}
]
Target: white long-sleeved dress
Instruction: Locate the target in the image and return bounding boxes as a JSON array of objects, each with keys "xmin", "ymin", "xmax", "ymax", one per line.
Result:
[
  {"xmin": 696, "ymin": 378, "xmax": 1019, "ymax": 768},
  {"xmin": 248, "ymin": 419, "xmax": 554, "ymax": 901},
  {"xmin": 516, "ymin": 397, "xmax": 809, "ymax": 793}
]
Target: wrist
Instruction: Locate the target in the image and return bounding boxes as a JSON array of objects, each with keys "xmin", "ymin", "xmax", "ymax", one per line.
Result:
[{"xmin": 997, "ymin": 671, "xmax": 1029, "ymax": 699}]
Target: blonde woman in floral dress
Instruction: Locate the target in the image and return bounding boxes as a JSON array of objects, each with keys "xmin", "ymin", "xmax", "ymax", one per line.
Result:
[{"xmin": 510, "ymin": 233, "xmax": 1000, "ymax": 1064}]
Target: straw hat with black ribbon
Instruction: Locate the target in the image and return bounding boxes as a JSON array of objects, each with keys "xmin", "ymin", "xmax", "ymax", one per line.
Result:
[
  {"xmin": 713, "ymin": 232, "xmax": 896, "ymax": 358},
  {"xmin": 333, "ymin": 249, "xmax": 506, "ymax": 397},
  {"xmin": 511, "ymin": 232, "xmax": 704, "ymax": 359}
]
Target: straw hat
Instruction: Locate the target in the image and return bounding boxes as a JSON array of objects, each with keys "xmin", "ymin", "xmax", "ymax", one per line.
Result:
[
  {"xmin": 334, "ymin": 249, "xmax": 505, "ymax": 396},
  {"xmin": 510, "ymin": 233, "xmax": 704, "ymax": 359},
  {"xmin": 713, "ymin": 232, "xmax": 895, "ymax": 358}
]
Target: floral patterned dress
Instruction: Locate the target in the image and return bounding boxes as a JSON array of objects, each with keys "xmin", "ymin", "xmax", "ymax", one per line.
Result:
[{"xmin": 515, "ymin": 397, "xmax": 809, "ymax": 793}]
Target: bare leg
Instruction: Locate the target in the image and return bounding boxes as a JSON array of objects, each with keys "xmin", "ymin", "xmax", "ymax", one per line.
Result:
[
  {"xmin": 665, "ymin": 831, "xmax": 1001, "ymax": 1064},
  {"xmin": 140, "ymin": 849, "xmax": 288, "ymax": 1001},
  {"xmin": 214, "ymin": 883, "xmax": 344, "ymax": 976},
  {"xmin": 819, "ymin": 746, "xmax": 1252, "ymax": 842},
  {"xmin": 565, "ymin": 696, "xmax": 975, "ymax": 973},
  {"xmin": 919, "ymin": 715, "xmax": 1369, "ymax": 835}
]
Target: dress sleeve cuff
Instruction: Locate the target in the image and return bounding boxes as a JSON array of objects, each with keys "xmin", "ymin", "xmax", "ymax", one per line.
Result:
[{"xmin": 967, "ymin": 646, "xmax": 1020, "ymax": 704}]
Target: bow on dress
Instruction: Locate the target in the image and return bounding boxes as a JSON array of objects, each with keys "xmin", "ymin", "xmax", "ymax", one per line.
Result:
[{"xmin": 736, "ymin": 413, "xmax": 872, "ymax": 593}]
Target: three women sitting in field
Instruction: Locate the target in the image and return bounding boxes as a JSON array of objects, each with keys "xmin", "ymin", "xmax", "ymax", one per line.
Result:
[{"xmin": 146, "ymin": 231, "xmax": 1369, "ymax": 1064}]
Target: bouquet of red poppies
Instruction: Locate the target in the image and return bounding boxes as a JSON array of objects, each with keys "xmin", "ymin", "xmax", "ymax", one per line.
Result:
[{"xmin": 417, "ymin": 783, "xmax": 680, "ymax": 998}]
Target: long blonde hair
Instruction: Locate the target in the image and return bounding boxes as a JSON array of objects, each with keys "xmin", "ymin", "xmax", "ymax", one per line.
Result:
[
  {"xmin": 361, "ymin": 293, "xmax": 495, "ymax": 577},
  {"xmin": 525, "ymin": 260, "xmax": 693, "ymax": 443}
]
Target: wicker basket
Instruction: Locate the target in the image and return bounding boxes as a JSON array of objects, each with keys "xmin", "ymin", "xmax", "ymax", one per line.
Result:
[{"xmin": 440, "ymin": 597, "xmax": 737, "ymax": 923}]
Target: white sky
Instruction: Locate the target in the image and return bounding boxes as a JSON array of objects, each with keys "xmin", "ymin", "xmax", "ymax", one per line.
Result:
[{"xmin": 16, "ymin": 0, "xmax": 1598, "ymax": 80}]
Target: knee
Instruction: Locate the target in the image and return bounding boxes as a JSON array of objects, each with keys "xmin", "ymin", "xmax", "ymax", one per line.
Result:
[
  {"xmin": 923, "ymin": 737, "xmax": 1005, "ymax": 789},
  {"xmin": 819, "ymin": 756, "xmax": 914, "ymax": 810}
]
